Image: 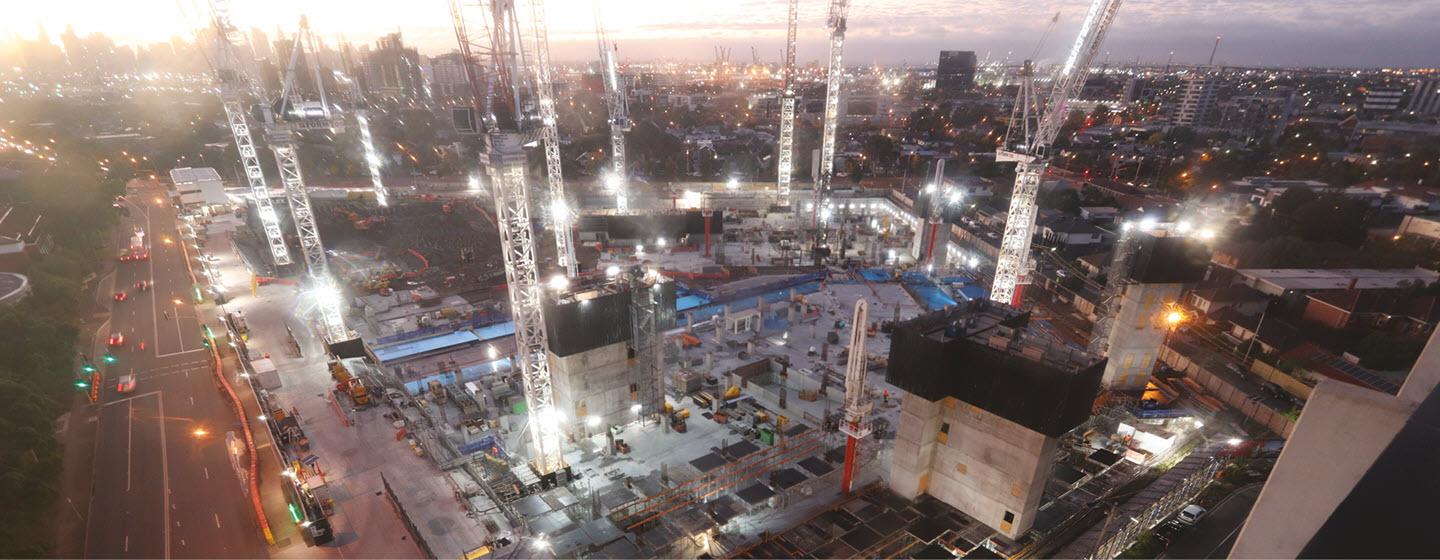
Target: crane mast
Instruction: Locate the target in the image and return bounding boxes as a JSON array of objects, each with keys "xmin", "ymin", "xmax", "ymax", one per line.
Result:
[
  {"xmin": 991, "ymin": 0, "xmax": 1123, "ymax": 306},
  {"xmin": 595, "ymin": 0, "xmax": 631, "ymax": 212},
  {"xmin": 264, "ymin": 16, "xmax": 350, "ymax": 341},
  {"xmin": 776, "ymin": 0, "xmax": 799, "ymax": 203},
  {"xmin": 528, "ymin": 0, "xmax": 576, "ymax": 276},
  {"xmin": 814, "ymin": 0, "xmax": 851, "ymax": 225},
  {"xmin": 839, "ymin": 299, "xmax": 871, "ymax": 494},
  {"xmin": 451, "ymin": 0, "xmax": 566, "ymax": 477},
  {"xmin": 208, "ymin": 2, "xmax": 291, "ymax": 266},
  {"xmin": 920, "ymin": 159, "xmax": 949, "ymax": 271},
  {"xmin": 356, "ymin": 111, "xmax": 390, "ymax": 207}
]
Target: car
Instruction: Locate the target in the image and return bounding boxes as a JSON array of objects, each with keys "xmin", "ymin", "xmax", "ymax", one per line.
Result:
[
  {"xmin": 1153, "ymin": 520, "xmax": 1185, "ymax": 545},
  {"xmin": 113, "ymin": 291, "xmax": 128, "ymax": 302},
  {"xmin": 134, "ymin": 281, "xmax": 151, "ymax": 291},
  {"xmin": 1176, "ymin": 504, "xmax": 1208, "ymax": 525},
  {"xmin": 135, "ymin": 250, "xmax": 149, "ymax": 260},
  {"xmin": 108, "ymin": 333, "xmax": 126, "ymax": 347},
  {"xmin": 116, "ymin": 374, "xmax": 137, "ymax": 394}
]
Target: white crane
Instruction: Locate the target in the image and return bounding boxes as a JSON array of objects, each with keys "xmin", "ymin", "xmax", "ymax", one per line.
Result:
[
  {"xmin": 594, "ymin": 0, "xmax": 631, "ymax": 212},
  {"xmin": 265, "ymin": 16, "xmax": 350, "ymax": 341},
  {"xmin": 814, "ymin": 0, "xmax": 851, "ymax": 226},
  {"xmin": 528, "ymin": 0, "xmax": 577, "ymax": 277},
  {"xmin": 355, "ymin": 112, "xmax": 389, "ymax": 207},
  {"xmin": 839, "ymin": 298, "xmax": 871, "ymax": 494},
  {"xmin": 450, "ymin": 0, "xmax": 566, "ymax": 478},
  {"xmin": 207, "ymin": 0, "xmax": 291, "ymax": 267},
  {"xmin": 776, "ymin": 0, "xmax": 799, "ymax": 203},
  {"xmin": 991, "ymin": 0, "xmax": 1124, "ymax": 306}
]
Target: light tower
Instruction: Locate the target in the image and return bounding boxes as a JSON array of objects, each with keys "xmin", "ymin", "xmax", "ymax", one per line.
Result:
[
  {"xmin": 207, "ymin": 1, "xmax": 291, "ymax": 267},
  {"xmin": 451, "ymin": 0, "xmax": 566, "ymax": 480},
  {"xmin": 595, "ymin": 0, "xmax": 631, "ymax": 212},
  {"xmin": 813, "ymin": 0, "xmax": 851, "ymax": 226},
  {"xmin": 839, "ymin": 299, "xmax": 871, "ymax": 494},
  {"xmin": 776, "ymin": 0, "xmax": 799, "ymax": 204},
  {"xmin": 991, "ymin": 0, "xmax": 1124, "ymax": 307}
]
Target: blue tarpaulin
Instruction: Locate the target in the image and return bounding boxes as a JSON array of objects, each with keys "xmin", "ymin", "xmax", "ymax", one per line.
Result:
[
  {"xmin": 859, "ymin": 268, "xmax": 893, "ymax": 282},
  {"xmin": 911, "ymin": 285, "xmax": 957, "ymax": 311},
  {"xmin": 372, "ymin": 330, "xmax": 480, "ymax": 363},
  {"xmin": 956, "ymin": 285, "xmax": 988, "ymax": 301}
]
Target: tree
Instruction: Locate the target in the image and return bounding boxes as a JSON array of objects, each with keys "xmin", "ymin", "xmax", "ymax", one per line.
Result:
[
  {"xmin": 862, "ymin": 134, "xmax": 899, "ymax": 169},
  {"xmin": 1251, "ymin": 236, "xmax": 1324, "ymax": 267},
  {"xmin": 1269, "ymin": 187, "xmax": 1318, "ymax": 219},
  {"xmin": 1351, "ymin": 331, "xmax": 1425, "ymax": 370},
  {"xmin": 1293, "ymin": 194, "xmax": 1369, "ymax": 245}
]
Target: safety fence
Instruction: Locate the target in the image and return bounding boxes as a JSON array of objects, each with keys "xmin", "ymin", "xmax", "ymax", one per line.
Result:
[{"xmin": 1089, "ymin": 459, "xmax": 1224, "ymax": 559}]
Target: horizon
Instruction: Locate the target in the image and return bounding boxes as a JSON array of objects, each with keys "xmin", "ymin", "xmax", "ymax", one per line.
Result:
[{"xmin": 3, "ymin": 0, "xmax": 1438, "ymax": 69}]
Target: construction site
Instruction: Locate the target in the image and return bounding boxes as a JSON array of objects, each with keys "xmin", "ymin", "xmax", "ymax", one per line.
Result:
[{"xmin": 186, "ymin": 0, "xmax": 1269, "ymax": 558}]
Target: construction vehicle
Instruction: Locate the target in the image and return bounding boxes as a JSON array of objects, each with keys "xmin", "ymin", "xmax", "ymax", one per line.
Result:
[{"xmin": 330, "ymin": 360, "xmax": 370, "ymax": 406}]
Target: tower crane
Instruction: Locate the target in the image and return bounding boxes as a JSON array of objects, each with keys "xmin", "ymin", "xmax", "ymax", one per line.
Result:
[
  {"xmin": 450, "ymin": 0, "xmax": 566, "ymax": 480},
  {"xmin": 594, "ymin": 0, "xmax": 631, "ymax": 212},
  {"xmin": 839, "ymin": 298, "xmax": 871, "ymax": 494},
  {"xmin": 814, "ymin": 0, "xmax": 851, "ymax": 226},
  {"xmin": 776, "ymin": 0, "xmax": 799, "ymax": 203},
  {"xmin": 991, "ymin": 0, "xmax": 1123, "ymax": 306},
  {"xmin": 206, "ymin": 1, "xmax": 291, "ymax": 267},
  {"xmin": 529, "ymin": 0, "xmax": 577, "ymax": 276},
  {"xmin": 265, "ymin": 16, "xmax": 350, "ymax": 342},
  {"xmin": 355, "ymin": 111, "xmax": 389, "ymax": 207}
]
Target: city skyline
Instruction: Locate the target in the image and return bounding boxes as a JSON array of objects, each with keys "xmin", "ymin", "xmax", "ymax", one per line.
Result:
[{"xmin": 3, "ymin": 0, "xmax": 1439, "ymax": 68}]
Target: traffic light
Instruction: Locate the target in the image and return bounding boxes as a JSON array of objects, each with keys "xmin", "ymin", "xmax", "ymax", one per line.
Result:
[
  {"xmin": 74, "ymin": 378, "xmax": 89, "ymax": 389},
  {"xmin": 101, "ymin": 353, "xmax": 117, "ymax": 364},
  {"xmin": 82, "ymin": 363, "xmax": 97, "ymax": 373}
]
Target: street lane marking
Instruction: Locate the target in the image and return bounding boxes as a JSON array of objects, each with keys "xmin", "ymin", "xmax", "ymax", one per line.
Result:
[
  {"xmin": 213, "ymin": 513, "xmax": 221, "ymax": 529},
  {"xmin": 126, "ymin": 400, "xmax": 133, "ymax": 493},
  {"xmin": 158, "ymin": 392, "xmax": 171, "ymax": 560},
  {"xmin": 124, "ymin": 535, "xmax": 128, "ymax": 553},
  {"xmin": 203, "ymin": 467, "xmax": 209, "ymax": 480},
  {"xmin": 103, "ymin": 390, "xmax": 163, "ymax": 407}
]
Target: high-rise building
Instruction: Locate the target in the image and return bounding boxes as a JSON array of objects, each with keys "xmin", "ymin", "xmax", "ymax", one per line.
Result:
[
  {"xmin": 887, "ymin": 304, "xmax": 1103, "ymax": 539},
  {"xmin": 936, "ymin": 50, "xmax": 977, "ymax": 96},
  {"xmin": 428, "ymin": 51, "xmax": 476, "ymax": 101},
  {"xmin": 1363, "ymin": 86, "xmax": 1406, "ymax": 116},
  {"xmin": 1405, "ymin": 78, "xmax": 1440, "ymax": 117},
  {"xmin": 249, "ymin": 27, "xmax": 272, "ymax": 62},
  {"xmin": 1171, "ymin": 75, "xmax": 1218, "ymax": 127},
  {"xmin": 1231, "ymin": 326, "xmax": 1440, "ymax": 557},
  {"xmin": 362, "ymin": 32, "xmax": 424, "ymax": 101},
  {"xmin": 1220, "ymin": 89, "xmax": 1298, "ymax": 145}
]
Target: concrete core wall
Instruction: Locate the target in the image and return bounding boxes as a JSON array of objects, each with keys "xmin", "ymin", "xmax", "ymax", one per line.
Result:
[
  {"xmin": 1103, "ymin": 282, "xmax": 1184, "ymax": 390},
  {"xmin": 549, "ymin": 341, "xmax": 642, "ymax": 432},
  {"xmin": 890, "ymin": 391, "xmax": 1059, "ymax": 539}
]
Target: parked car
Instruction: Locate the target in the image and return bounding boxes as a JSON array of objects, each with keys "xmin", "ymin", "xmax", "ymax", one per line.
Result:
[
  {"xmin": 1176, "ymin": 504, "xmax": 1208, "ymax": 525},
  {"xmin": 116, "ymin": 374, "xmax": 137, "ymax": 394}
]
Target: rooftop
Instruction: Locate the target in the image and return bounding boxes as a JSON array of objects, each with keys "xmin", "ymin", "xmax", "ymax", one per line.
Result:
[
  {"xmin": 885, "ymin": 301, "xmax": 1105, "ymax": 437},
  {"xmin": 1238, "ymin": 268, "xmax": 1440, "ymax": 292},
  {"xmin": 167, "ymin": 166, "xmax": 221, "ymax": 184}
]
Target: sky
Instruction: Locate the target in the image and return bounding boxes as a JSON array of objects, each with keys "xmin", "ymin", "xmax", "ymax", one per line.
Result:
[{"xmin": 4, "ymin": 0, "xmax": 1439, "ymax": 68}]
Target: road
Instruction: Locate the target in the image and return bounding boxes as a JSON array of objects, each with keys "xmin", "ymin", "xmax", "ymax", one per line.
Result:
[
  {"xmin": 82, "ymin": 180, "xmax": 267, "ymax": 559},
  {"xmin": 1162, "ymin": 484, "xmax": 1262, "ymax": 559}
]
